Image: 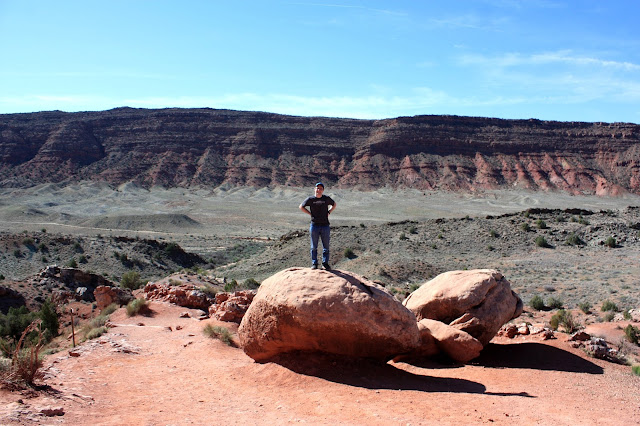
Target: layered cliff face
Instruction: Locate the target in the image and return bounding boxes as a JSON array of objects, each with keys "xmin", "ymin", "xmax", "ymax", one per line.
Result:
[{"xmin": 0, "ymin": 107, "xmax": 638, "ymax": 195}]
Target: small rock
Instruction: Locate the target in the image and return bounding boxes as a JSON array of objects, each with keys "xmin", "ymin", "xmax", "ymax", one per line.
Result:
[
  {"xmin": 570, "ymin": 331, "xmax": 591, "ymax": 341},
  {"xmin": 40, "ymin": 406, "xmax": 65, "ymax": 416}
]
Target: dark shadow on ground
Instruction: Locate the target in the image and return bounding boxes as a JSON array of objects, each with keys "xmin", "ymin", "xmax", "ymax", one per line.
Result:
[
  {"xmin": 472, "ymin": 342, "xmax": 604, "ymax": 374},
  {"xmin": 268, "ymin": 352, "xmax": 532, "ymax": 396}
]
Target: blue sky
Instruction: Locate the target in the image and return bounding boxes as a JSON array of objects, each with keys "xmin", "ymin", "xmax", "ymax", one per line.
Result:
[{"xmin": 1, "ymin": 0, "xmax": 639, "ymax": 123}]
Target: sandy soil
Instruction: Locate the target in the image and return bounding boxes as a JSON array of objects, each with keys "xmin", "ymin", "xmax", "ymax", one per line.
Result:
[{"xmin": 1, "ymin": 301, "xmax": 639, "ymax": 425}]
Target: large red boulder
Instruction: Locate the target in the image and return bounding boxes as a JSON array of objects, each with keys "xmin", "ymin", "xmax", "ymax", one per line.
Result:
[
  {"xmin": 238, "ymin": 268, "xmax": 420, "ymax": 362},
  {"xmin": 403, "ymin": 269, "xmax": 523, "ymax": 346}
]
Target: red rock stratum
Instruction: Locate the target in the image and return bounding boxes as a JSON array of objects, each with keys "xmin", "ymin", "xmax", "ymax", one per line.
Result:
[{"xmin": 1, "ymin": 108, "xmax": 639, "ymax": 195}]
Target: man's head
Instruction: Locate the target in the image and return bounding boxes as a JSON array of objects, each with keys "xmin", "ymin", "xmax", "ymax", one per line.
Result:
[{"xmin": 314, "ymin": 182, "xmax": 324, "ymax": 196}]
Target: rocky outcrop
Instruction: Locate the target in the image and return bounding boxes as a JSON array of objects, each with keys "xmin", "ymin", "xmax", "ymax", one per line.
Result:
[
  {"xmin": 403, "ymin": 269, "xmax": 523, "ymax": 346},
  {"xmin": 143, "ymin": 282, "xmax": 213, "ymax": 311},
  {"xmin": 94, "ymin": 285, "xmax": 134, "ymax": 310},
  {"xmin": 238, "ymin": 267, "xmax": 420, "ymax": 362},
  {"xmin": 209, "ymin": 291, "xmax": 256, "ymax": 323},
  {"xmin": 1, "ymin": 108, "xmax": 639, "ymax": 195}
]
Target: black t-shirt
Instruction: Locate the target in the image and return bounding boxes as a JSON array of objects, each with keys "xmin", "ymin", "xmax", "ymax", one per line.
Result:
[{"xmin": 302, "ymin": 195, "xmax": 335, "ymax": 225}]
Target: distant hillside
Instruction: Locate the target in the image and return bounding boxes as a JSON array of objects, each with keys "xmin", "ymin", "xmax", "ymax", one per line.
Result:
[{"xmin": 1, "ymin": 108, "xmax": 639, "ymax": 195}]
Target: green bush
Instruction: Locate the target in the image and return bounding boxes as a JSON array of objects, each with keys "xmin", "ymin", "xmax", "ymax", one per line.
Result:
[
  {"xmin": 601, "ymin": 300, "xmax": 619, "ymax": 312},
  {"xmin": 535, "ymin": 236, "xmax": 551, "ymax": 248},
  {"xmin": 536, "ymin": 219, "xmax": 548, "ymax": 229},
  {"xmin": 408, "ymin": 226, "xmax": 418, "ymax": 234},
  {"xmin": 343, "ymin": 247, "xmax": 356, "ymax": 259},
  {"xmin": 66, "ymin": 258, "xmax": 78, "ymax": 268},
  {"xmin": 604, "ymin": 312, "xmax": 615, "ymax": 322},
  {"xmin": 85, "ymin": 326, "xmax": 108, "ymax": 340},
  {"xmin": 578, "ymin": 301, "xmax": 592, "ymax": 314},
  {"xmin": 243, "ymin": 278, "xmax": 260, "ymax": 289},
  {"xmin": 203, "ymin": 324, "xmax": 233, "ymax": 346},
  {"xmin": 529, "ymin": 295, "xmax": 545, "ymax": 311},
  {"xmin": 200, "ymin": 284, "xmax": 217, "ymax": 297},
  {"xmin": 566, "ymin": 233, "xmax": 585, "ymax": 246},
  {"xmin": 38, "ymin": 299, "xmax": 59, "ymax": 341},
  {"xmin": 399, "ymin": 232, "xmax": 408, "ymax": 240},
  {"xmin": 521, "ymin": 223, "xmax": 531, "ymax": 232},
  {"xmin": 547, "ymin": 297, "xmax": 563, "ymax": 309},
  {"xmin": 604, "ymin": 236, "xmax": 617, "ymax": 248},
  {"xmin": 224, "ymin": 279, "xmax": 238, "ymax": 292},
  {"xmin": 120, "ymin": 271, "xmax": 146, "ymax": 290},
  {"xmin": 126, "ymin": 298, "xmax": 149, "ymax": 317},
  {"xmin": 624, "ymin": 324, "xmax": 639, "ymax": 345},
  {"xmin": 549, "ymin": 309, "xmax": 580, "ymax": 333},
  {"xmin": 632, "ymin": 365, "xmax": 640, "ymax": 376},
  {"xmin": 489, "ymin": 229, "xmax": 498, "ymax": 238}
]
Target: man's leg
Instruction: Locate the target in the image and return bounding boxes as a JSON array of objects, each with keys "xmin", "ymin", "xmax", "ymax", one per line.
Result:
[
  {"xmin": 310, "ymin": 224, "xmax": 320, "ymax": 266},
  {"xmin": 319, "ymin": 225, "xmax": 330, "ymax": 267}
]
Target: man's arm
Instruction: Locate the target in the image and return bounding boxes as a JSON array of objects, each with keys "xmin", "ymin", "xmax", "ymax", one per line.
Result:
[
  {"xmin": 328, "ymin": 202, "xmax": 336, "ymax": 214},
  {"xmin": 299, "ymin": 203, "xmax": 311, "ymax": 216}
]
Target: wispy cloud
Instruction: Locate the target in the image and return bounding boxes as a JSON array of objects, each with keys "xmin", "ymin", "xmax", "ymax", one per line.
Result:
[{"xmin": 459, "ymin": 50, "xmax": 640, "ymax": 71}]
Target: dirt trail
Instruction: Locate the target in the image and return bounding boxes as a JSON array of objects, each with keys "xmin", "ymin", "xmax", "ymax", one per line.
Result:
[{"xmin": 1, "ymin": 301, "xmax": 639, "ymax": 425}]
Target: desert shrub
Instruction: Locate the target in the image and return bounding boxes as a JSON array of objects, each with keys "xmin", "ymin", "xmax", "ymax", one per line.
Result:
[
  {"xmin": 408, "ymin": 283, "xmax": 420, "ymax": 292},
  {"xmin": 120, "ymin": 271, "xmax": 146, "ymax": 290},
  {"xmin": 102, "ymin": 303, "xmax": 118, "ymax": 316},
  {"xmin": 566, "ymin": 233, "xmax": 585, "ymax": 246},
  {"xmin": 203, "ymin": 324, "xmax": 233, "ymax": 346},
  {"xmin": 521, "ymin": 223, "xmax": 531, "ymax": 232},
  {"xmin": 126, "ymin": 298, "xmax": 149, "ymax": 317},
  {"xmin": 0, "ymin": 306, "xmax": 38, "ymax": 347},
  {"xmin": 536, "ymin": 219, "xmax": 548, "ymax": 229},
  {"xmin": 224, "ymin": 279, "xmax": 238, "ymax": 292},
  {"xmin": 604, "ymin": 312, "xmax": 616, "ymax": 322},
  {"xmin": 623, "ymin": 310, "xmax": 632, "ymax": 320},
  {"xmin": 487, "ymin": 245, "xmax": 495, "ymax": 251},
  {"xmin": 489, "ymin": 229, "xmax": 498, "ymax": 238},
  {"xmin": 0, "ymin": 320, "xmax": 45, "ymax": 387},
  {"xmin": 22, "ymin": 238, "xmax": 35, "ymax": 248},
  {"xmin": 624, "ymin": 324, "xmax": 640, "ymax": 345},
  {"xmin": 79, "ymin": 255, "xmax": 88, "ymax": 264},
  {"xmin": 200, "ymin": 284, "xmax": 217, "ymax": 297},
  {"xmin": 604, "ymin": 236, "xmax": 617, "ymax": 248},
  {"xmin": 578, "ymin": 301, "xmax": 592, "ymax": 314},
  {"xmin": 374, "ymin": 249, "xmax": 381, "ymax": 254},
  {"xmin": 85, "ymin": 326, "xmax": 108, "ymax": 340},
  {"xmin": 73, "ymin": 242, "xmax": 84, "ymax": 253},
  {"xmin": 547, "ymin": 297, "xmax": 564, "ymax": 309},
  {"xmin": 399, "ymin": 232, "xmax": 408, "ymax": 240},
  {"xmin": 577, "ymin": 215, "xmax": 590, "ymax": 225},
  {"xmin": 343, "ymin": 247, "xmax": 356, "ymax": 259},
  {"xmin": 38, "ymin": 299, "xmax": 59, "ymax": 341},
  {"xmin": 601, "ymin": 300, "xmax": 619, "ymax": 312},
  {"xmin": 632, "ymin": 365, "xmax": 640, "ymax": 376},
  {"xmin": 549, "ymin": 309, "xmax": 580, "ymax": 333},
  {"xmin": 66, "ymin": 258, "xmax": 78, "ymax": 268},
  {"xmin": 535, "ymin": 236, "xmax": 551, "ymax": 248},
  {"xmin": 0, "ymin": 274, "xmax": 4, "ymax": 281},
  {"xmin": 243, "ymin": 278, "xmax": 260, "ymax": 289},
  {"xmin": 529, "ymin": 295, "xmax": 545, "ymax": 311},
  {"xmin": 408, "ymin": 226, "xmax": 418, "ymax": 234}
]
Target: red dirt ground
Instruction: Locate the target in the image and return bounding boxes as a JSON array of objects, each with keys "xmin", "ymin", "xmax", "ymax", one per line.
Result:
[{"xmin": 1, "ymin": 301, "xmax": 639, "ymax": 425}]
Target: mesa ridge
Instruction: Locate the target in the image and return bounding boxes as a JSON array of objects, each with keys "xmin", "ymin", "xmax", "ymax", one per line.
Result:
[{"xmin": 1, "ymin": 108, "xmax": 638, "ymax": 195}]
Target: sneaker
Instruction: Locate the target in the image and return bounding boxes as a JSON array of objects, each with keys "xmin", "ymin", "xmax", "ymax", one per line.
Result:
[
  {"xmin": 322, "ymin": 263, "xmax": 331, "ymax": 270},
  {"xmin": 311, "ymin": 264, "xmax": 319, "ymax": 270}
]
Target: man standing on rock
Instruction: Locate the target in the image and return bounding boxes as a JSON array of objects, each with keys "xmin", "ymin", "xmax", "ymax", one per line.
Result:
[{"xmin": 299, "ymin": 182, "xmax": 336, "ymax": 270}]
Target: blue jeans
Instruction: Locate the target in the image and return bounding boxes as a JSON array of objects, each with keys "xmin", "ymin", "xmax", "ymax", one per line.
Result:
[{"xmin": 310, "ymin": 224, "xmax": 330, "ymax": 265}]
